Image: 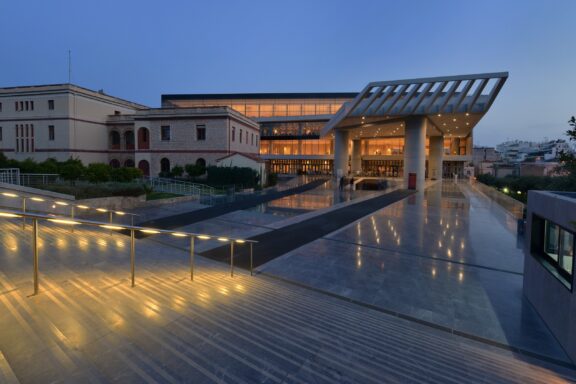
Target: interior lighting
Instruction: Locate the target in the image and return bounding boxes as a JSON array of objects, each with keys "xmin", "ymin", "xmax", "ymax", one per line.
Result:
[
  {"xmin": 48, "ymin": 219, "xmax": 80, "ymax": 225},
  {"xmin": 140, "ymin": 229, "xmax": 160, "ymax": 234},
  {"xmin": 30, "ymin": 197, "xmax": 45, "ymax": 202},
  {"xmin": 100, "ymin": 225, "xmax": 124, "ymax": 230},
  {"xmin": 0, "ymin": 212, "xmax": 21, "ymax": 218},
  {"xmin": 2, "ymin": 192, "xmax": 19, "ymax": 198}
]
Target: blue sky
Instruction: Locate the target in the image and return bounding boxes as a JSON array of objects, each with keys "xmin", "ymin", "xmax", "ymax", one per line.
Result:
[{"xmin": 1, "ymin": 0, "xmax": 575, "ymax": 146}]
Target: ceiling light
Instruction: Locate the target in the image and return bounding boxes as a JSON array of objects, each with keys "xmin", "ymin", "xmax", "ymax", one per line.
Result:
[
  {"xmin": 96, "ymin": 208, "xmax": 107, "ymax": 212},
  {"xmin": 76, "ymin": 205, "xmax": 89, "ymax": 209},
  {"xmin": 30, "ymin": 197, "xmax": 45, "ymax": 202},
  {"xmin": 2, "ymin": 192, "xmax": 18, "ymax": 198},
  {"xmin": 172, "ymin": 232, "xmax": 188, "ymax": 237},
  {"xmin": 217, "ymin": 237, "xmax": 229, "ymax": 242}
]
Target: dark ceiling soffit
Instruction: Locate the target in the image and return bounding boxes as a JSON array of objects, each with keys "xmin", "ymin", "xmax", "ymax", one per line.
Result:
[{"xmin": 161, "ymin": 92, "xmax": 358, "ymax": 102}]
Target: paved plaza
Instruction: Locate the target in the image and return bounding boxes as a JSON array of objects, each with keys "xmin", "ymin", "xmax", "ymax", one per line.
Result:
[{"xmin": 0, "ymin": 179, "xmax": 575, "ymax": 382}]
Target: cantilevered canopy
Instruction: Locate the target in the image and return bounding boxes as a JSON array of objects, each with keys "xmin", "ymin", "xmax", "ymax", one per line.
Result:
[{"xmin": 321, "ymin": 72, "xmax": 508, "ymax": 139}]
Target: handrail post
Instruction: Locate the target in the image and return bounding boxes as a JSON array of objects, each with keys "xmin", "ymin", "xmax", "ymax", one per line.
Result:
[
  {"xmin": 130, "ymin": 229, "xmax": 135, "ymax": 287},
  {"xmin": 230, "ymin": 241, "xmax": 234, "ymax": 277},
  {"xmin": 190, "ymin": 236, "xmax": 195, "ymax": 281},
  {"xmin": 32, "ymin": 218, "xmax": 39, "ymax": 295},
  {"xmin": 21, "ymin": 197, "xmax": 26, "ymax": 229},
  {"xmin": 70, "ymin": 206, "xmax": 75, "ymax": 233},
  {"xmin": 250, "ymin": 242, "xmax": 253, "ymax": 276}
]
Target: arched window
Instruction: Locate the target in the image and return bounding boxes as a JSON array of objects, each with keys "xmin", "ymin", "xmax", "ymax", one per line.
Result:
[
  {"xmin": 137, "ymin": 127, "xmax": 149, "ymax": 149},
  {"xmin": 196, "ymin": 158, "xmax": 206, "ymax": 168},
  {"xmin": 124, "ymin": 159, "xmax": 135, "ymax": 168},
  {"xmin": 110, "ymin": 131, "xmax": 120, "ymax": 150},
  {"xmin": 124, "ymin": 130, "xmax": 135, "ymax": 150},
  {"xmin": 109, "ymin": 159, "xmax": 120, "ymax": 168},
  {"xmin": 138, "ymin": 160, "xmax": 150, "ymax": 176},
  {"xmin": 160, "ymin": 157, "xmax": 171, "ymax": 174}
]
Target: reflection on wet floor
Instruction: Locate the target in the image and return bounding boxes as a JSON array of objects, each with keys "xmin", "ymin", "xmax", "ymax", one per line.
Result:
[
  {"xmin": 249, "ymin": 177, "xmax": 386, "ymax": 217},
  {"xmin": 259, "ymin": 181, "xmax": 571, "ymax": 363}
]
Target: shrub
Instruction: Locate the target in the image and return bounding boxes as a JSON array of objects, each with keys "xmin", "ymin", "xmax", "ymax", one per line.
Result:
[
  {"xmin": 185, "ymin": 163, "xmax": 206, "ymax": 178},
  {"xmin": 206, "ymin": 166, "xmax": 259, "ymax": 188},
  {"xmin": 171, "ymin": 165, "xmax": 184, "ymax": 177},
  {"xmin": 85, "ymin": 163, "xmax": 112, "ymax": 183},
  {"xmin": 111, "ymin": 167, "xmax": 143, "ymax": 182}
]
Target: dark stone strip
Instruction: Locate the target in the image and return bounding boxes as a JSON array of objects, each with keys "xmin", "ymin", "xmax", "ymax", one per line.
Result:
[{"xmin": 201, "ymin": 189, "xmax": 414, "ymax": 268}]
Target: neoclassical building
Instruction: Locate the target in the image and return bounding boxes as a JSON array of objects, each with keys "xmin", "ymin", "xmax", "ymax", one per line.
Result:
[{"xmin": 0, "ymin": 84, "xmax": 259, "ymax": 176}]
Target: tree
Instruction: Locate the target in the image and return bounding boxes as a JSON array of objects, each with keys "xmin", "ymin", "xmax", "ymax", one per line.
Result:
[{"xmin": 559, "ymin": 116, "xmax": 576, "ymax": 176}]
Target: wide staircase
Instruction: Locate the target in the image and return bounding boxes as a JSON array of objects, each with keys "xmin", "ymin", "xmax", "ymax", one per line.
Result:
[{"xmin": 0, "ymin": 217, "xmax": 574, "ymax": 383}]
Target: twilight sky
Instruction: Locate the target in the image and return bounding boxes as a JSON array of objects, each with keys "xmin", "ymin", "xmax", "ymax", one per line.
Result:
[{"xmin": 1, "ymin": 0, "xmax": 575, "ymax": 146}]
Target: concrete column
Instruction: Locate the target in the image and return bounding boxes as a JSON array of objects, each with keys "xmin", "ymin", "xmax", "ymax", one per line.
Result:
[
  {"xmin": 429, "ymin": 135, "xmax": 444, "ymax": 180},
  {"xmin": 403, "ymin": 117, "xmax": 427, "ymax": 190},
  {"xmin": 334, "ymin": 129, "xmax": 350, "ymax": 179},
  {"xmin": 351, "ymin": 140, "xmax": 362, "ymax": 175}
]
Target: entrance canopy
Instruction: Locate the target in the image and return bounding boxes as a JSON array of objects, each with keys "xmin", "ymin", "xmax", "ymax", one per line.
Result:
[{"xmin": 321, "ymin": 72, "xmax": 508, "ymax": 139}]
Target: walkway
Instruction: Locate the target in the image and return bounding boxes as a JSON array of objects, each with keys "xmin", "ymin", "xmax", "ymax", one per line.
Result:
[
  {"xmin": 136, "ymin": 178, "xmax": 328, "ymax": 231},
  {"xmin": 0, "ymin": 220, "xmax": 574, "ymax": 383},
  {"xmin": 259, "ymin": 181, "xmax": 572, "ymax": 365},
  {"xmin": 201, "ymin": 189, "xmax": 414, "ymax": 268}
]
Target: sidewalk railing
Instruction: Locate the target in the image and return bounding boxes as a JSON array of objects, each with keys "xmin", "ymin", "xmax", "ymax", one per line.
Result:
[
  {"xmin": 0, "ymin": 209, "xmax": 257, "ymax": 296},
  {"xmin": 144, "ymin": 177, "xmax": 217, "ymax": 204}
]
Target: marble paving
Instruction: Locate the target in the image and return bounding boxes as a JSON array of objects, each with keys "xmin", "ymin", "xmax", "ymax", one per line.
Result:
[{"xmin": 259, "ymin": 181, "xmax": 571, "ymax": 363}]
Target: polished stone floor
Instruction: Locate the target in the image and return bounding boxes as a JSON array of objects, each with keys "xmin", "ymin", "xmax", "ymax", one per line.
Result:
[
  {"xmin": 259, "ymin": 181, "xmax": 570, "ymax": 363},
  {"xmin": 0, "ymin": 220, "xmax": 574, "ymax": 383}
]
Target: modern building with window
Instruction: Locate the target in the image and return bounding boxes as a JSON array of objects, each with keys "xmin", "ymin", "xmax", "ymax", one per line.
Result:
[
  {"xmin": 163, "ymin": 72, "xmax": 508, "ymax": 189},
  {"xmin": 525, "ymin": 191, "xmax": 576, "ymax": 362}
]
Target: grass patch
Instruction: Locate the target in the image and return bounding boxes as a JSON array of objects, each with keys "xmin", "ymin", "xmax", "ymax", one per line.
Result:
[{"xmin": 146, "ymin": 192, "xmax": 183, "ymax": 201}]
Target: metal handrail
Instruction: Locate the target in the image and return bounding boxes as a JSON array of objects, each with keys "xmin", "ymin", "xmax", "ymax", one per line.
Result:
[
  {"xmin": 0, "ymin": 209, "xmax": 256, "ymax": 296},
  {"xmin": 0, "ymin": 190, "xmax": 140, "ymax": 226}
]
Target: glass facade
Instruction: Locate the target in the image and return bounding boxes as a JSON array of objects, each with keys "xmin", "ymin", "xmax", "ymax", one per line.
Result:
[
  {"xmin": 267, "ymin": 159, "xmax": 332, "ymax": 175},
  {"xmin": 169, "ymin": 99, "xmax": 347, "ymax": 118},
  {"xmin": 260, "ymin": 139, "xmax": 333, "ymax": 156}
]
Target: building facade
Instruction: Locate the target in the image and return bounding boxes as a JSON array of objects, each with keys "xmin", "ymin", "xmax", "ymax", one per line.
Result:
[
  {"xmin": 524, "ymin": 191, "xmax": 576, "ymax": 362},
  {"xmin": 0, "ymin": 84, "xmax": 146, "ymax": 163},
  {"xmin": 0, "ymin": 85, "xmax": 260, "ymax": 177},
  {"xmin": 163, "ymin": 72, "xmax": 508, "ymax": 188},
  {"xmin": 107, "ymin": 107, "xmax": 259, "ymax": 176},
  {"xmin": 1, "ymin": 73, "xmax": 508, "ymax": 187}
]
